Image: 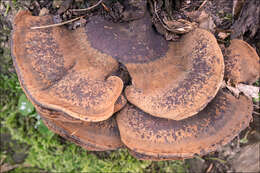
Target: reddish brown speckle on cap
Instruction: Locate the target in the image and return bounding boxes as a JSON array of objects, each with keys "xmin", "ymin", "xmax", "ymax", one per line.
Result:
[
  {"xmin": 117, "ymin": 90, "xmax": 253, "ymax": 160},
  {"xmin": 12, "ymin": 10, "xmax": 123, "ymax": 122}
]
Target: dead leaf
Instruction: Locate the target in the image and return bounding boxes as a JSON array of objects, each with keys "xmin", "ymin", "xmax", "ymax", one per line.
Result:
[
  {"xmin": 0, "ymin": 163, "xmax": 19, "ymax": 173},
  {"xmin": 58, "ymin": 0, "xmax": 73, "ymax": 14},
  {"xmin": 39, "ymin": 8, "xmax": 49, "ymax": 16},
  {"xmin": 223, "ymin": 81, "xmax": 259, "ymax": 99},
  {"xmin": 218, "ymin": 32, "xmax": 230, "ymax": 39},
  {"xmin": 237, "ymin": 84, "xmax": 259, "ymax": 99},
  {"xmin": 198, "ymin": 10, "xmax": 216, "ymax": 32},
  {"xmin": 163, "ymin": 18, "xmax": 196, "ymax": 34},
  {"xmin": 226, "ymin": 85, "xmax": 240, "ymax": 97},
  {"xmin": 233, "ymin": 0, "xmax": 245, "ymax": 19}
]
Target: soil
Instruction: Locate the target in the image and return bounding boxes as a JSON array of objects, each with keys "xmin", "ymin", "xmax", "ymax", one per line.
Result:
[{"xmin": 0, "ymin": 0, "xmax": 259, "ymax": 172}]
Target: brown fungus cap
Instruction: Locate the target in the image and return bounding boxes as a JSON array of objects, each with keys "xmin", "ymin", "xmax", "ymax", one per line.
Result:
[
  {"xmin": 35, "ymin": 105, "xmax": 123, "ymax": 151},
  {"xmin": 85, "ymin": 12, "xmax": 224, "ymax": 120},
  {"xmin": 224, "ymin": 39, "xmax": 260, "ymax": 85},
  {"xmin": 116, "ymin": 89, "xmax": 253, "ymax": 160},
  {"xmin": 12, "ymin": 11, "xmax": 123, "ymax": 122}
]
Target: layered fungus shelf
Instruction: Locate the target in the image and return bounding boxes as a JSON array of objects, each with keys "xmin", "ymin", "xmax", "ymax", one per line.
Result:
[{"xmin": 12, "ymin": 8, "xmax": 259, "ymax": 160}]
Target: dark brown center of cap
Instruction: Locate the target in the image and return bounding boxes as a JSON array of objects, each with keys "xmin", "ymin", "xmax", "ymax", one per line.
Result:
[{"xmin": 85, "ymin": 13, "xmax": 169, "ymax": 63}]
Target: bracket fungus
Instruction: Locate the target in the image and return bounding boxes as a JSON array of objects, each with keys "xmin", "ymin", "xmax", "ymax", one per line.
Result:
[
  {"xmin": 35, "ymin": 105, "xmax": 123, "ymax": 151},
  {"xmin": 12, "ymin": 4, "xmax": 255, "ymax": 161},
  {"xmin": 85, "ymin": 12, "xmax": 224, "ymax": 120},
  {"xmin": 12, "ymin": 10, "xmax": 124, "ymax": 122},
  {"xmin": 224, "ymin": 39, "xmax": 260, "ymax": 85},
  {"xmin": 116, "ymin": 90, "xmax": 253, "ymax": 160}
]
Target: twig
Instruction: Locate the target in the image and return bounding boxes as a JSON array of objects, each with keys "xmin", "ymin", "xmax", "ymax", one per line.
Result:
[
  {"xmin": 253, "ymin": 103, "xmax": 259, "ymax": 109},
  {"xmin": 4, "ymin": 3, "xmax": 10, "ymax": 17},
  {"xmin": 101, "ymin": 2, "xmax": 110, "ymax": 12},
  {"xmin": 240, "ymin": 129, "xmax": 251, "ymax": 144},
  {"xmin": 154, "ymin": 1, "xmax": 172, "ymax": 31},
  {"xmin": 206, "ymin": 157, "xmax": 227, "ymax": 164},
  {"xmin": 71, "ymin": 0, "xmax": 103, "ymax": 12},
  {"xmin": 195, "ymin": 155, "xmax": 205, "ymax": 162},
  {"xmin": 206, "ymin": 163, "xmax": 213, "ymax": 173},
  {"xmin": 253, "ymin": 111, "xmax": 260, "ymax": 115},
  {"xmin": 198, "ymin": 0, "xmax": 208, "ymax": 11},
  {"xmin": 31, "ymin": 15, "xmax": 85, "ymax": 29}
]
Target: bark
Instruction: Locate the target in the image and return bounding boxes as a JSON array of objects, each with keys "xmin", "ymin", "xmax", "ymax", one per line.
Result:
[{"xmin": 231, "ymin": 0, "xmax": 260, "ymax": 39}]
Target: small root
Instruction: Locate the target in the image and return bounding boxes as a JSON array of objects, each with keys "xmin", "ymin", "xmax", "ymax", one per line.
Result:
[
  {"xmin": 71, "ymin": 0, "xmax": 103, "ymax": 12},
  {"xmin": 198, "ymin": 0, "xmax": 208, "ymax": 11},
  {"xmin": 101, "ymin": 2, "xmax": 110, "ymax": 12},
  {"xmin": 253, "ymin": 111, "xmax": 260, "ymax": 115},
  {"xmin": 206, "ymin": 163, "xmax": 213, "ymax": 173},
  {"xmin": 253, "ymin": 104, "xmax": 259, "ymax": 109},
  {"xmin": 31, "ymin": 15, "xmax": 85, "ymax": 29}
]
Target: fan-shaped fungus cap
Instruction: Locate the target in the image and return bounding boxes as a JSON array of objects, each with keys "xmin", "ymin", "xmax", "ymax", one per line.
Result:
[
  {"xmin": 36, "ymin": 105, "xmax": 123, "ymax": 151},
  {"xmin": 85, "ymin": 12, "xmax": 224, "ymax": 120},
  {"xmin": 224, "ymin": 39, "xmax": 260, "ymax": 85},
  {"xmin": 116, "ymin": 90, "xmax": 253, "ymax": 160},
  {"xmin": 12, "ymin": 11, "xmax": 124, "ymax": 122}
]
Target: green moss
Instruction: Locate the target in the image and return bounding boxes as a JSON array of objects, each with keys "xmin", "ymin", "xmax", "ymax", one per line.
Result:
[
  {"xmin": 9, "ymin": 166, "xmax": 44, "ymax": 173},
  {"xmin": 224, "ymin": 13, "xmax": 233, "ymax": 20}
]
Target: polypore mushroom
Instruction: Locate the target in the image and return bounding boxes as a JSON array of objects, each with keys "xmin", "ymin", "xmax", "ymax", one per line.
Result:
[
  {"xmin": 224, "ymin": 39, "xmax": 260, "ymax": 85},
  {"xmin": 12, "ymin": 11, "xmax": 124, "ymax": 122},
  {"xmin": 85, "ymin": 12, "xmax": 224, "ymax": 120},
  {"xmin": 11, "ymin": 2, "xmax": 254, "ymax": 161},
  {"xmin": 35, "ymin": 105, "xmax": 123, "ymax": 151},
  {"xmin": 116, "ymin": 89, "xmax": 253, "ymax": 160}
]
